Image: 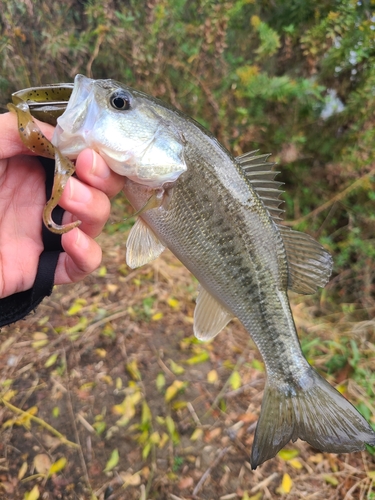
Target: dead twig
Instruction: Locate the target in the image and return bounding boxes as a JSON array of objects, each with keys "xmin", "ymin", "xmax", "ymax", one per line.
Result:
[
  {"xmin": 192, "ymin": 447, "xmax": 229, "ymax": 496},
  {"xmin": 249, "ymin": 471, "xmax": 279, "ymax": 494},
  {"xmin": 64, "ymin": 351, "xmax": 92, "ymax": 493},
  {"xmin": 187, "ymin": 402, "xmax": 201, "ymax": 426},
  {"xmin": 0, "ymin": 398, "xmax": 79, "ymax": 449}
]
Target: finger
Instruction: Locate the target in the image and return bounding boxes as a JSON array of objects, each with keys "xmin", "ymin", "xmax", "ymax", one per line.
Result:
[
  {"xmin": 75, "ymin": 149, "xmax": 125, "ymax": 198},
  {"xmin": 58, "ymin": 176, "xmax": 111, "ymax": 238},
  {"xmin": 54, "ymin": 228, "xmax": 102, "ymax": 284},
  {"xmin": 0, "ymin": 112, "xmax": 55, "ymax": 160}
]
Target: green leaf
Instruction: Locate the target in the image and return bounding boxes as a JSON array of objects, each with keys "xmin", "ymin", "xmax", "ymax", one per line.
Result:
[
  {"xmin": 92, "ymin": 421, "xmax": 106, "ymax": 435},
  {"xmin": 24, "ymin": 485, "xmax": 40, "ymax": 500},
  {"xmin": 165, "ymin": 416, "xmax": 180, "ymax": 444},
  {"xmin": 45, "ymin": 353, "xmax": 58, "ymax": 368},
  {"xmin": 126, "ymin": 360, "xmax": 141, "ymax": 381},
  {"xmin": 141, "ymin": 401, "xmax": 152, "ymax": 425},
  {"xmin": 229, "ymin": 370, "xmax": 241, "ymax": 390},
  {"xmin": 278, "ymin": 449, "xmax": 299, "ymax": 461},
  {"xmin": 323, "ymin": 475, "xmax": 339, "ymax": 486},
  {"xmin": 190, "ymin": 428, "xmax": 203, "ymax": 441},
  {"xmin": 52, "ymin": 406, "xmax": 60, "ymax": 418},
  {"xmin": 104, "ymin": 449, "xmax": 119, "ymax": 472},
  {"xmin": 142, "ymin": 442, "xmax": 151, "ymax": 459},
  {"xmin": 168, "ymin": 359, "xmax": 185, "ymax": 375},
  {"xmin": 156, "ymin": 373, "xmax": 166, "ymax": 391},
  {"xmin": 185, "ymin": 351, "xmax": 209, "ymax": 365},
  {"xmin": 97, "ymin": 265, "xmax": 107, "ymax": 277},
  {"xmin": 165, "ymin": 380, "xmax": 187, "ymax": 402},
  {"xmin": 67, "ymin": 298, "xmax": 87, "ymax": 316}
]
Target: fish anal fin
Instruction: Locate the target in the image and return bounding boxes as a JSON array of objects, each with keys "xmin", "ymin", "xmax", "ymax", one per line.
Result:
[
  {"xmin": 194, "ymin": 287, "xmax": 234, "ymax": 341},
  {"xmin": 126, "ymin": 218, "xmax": 165, "ymax": 269},
  {"xmin": 278, "ymin": 225, "xmax": 333, "ymax": 294},
  {"xmin": 250, "ymin": 367, "xmax": 375, "ymax": 469},
  {"xmin": 236, "ymin": 151, "xmax": 284, "ymax": 221}
]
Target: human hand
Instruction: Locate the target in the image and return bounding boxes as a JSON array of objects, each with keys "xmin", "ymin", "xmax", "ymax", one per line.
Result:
[{"xmin": 0, "ymin": 112, "xmax": 125, "ymax": 298}]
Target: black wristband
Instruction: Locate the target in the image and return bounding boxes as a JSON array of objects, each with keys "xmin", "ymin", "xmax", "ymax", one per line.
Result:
[{"xmin": 0, "ymin": 157, "xmax": 64, "ymax": 327}]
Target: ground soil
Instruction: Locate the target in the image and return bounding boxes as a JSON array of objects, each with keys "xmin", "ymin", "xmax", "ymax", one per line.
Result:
[{"xmin": 0, "ymin": 208, "xmax": 374, "ymax": 500}]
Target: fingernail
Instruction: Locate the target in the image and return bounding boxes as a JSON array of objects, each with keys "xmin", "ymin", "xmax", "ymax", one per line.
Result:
[{"xmin": 90, "ymin": 150, "xmax": 110, "ymax": 179}]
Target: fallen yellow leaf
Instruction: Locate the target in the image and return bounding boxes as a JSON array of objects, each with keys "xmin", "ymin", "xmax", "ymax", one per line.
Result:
[
  {"xmin": 44, "ymin": 353, "xmax": 58, "ymax": 368},
  {"xmin": 168, "ymin": 359, "xmax": 185, "ymax": 375},
  {"xmin": 207, "ymin": 369, "xmax": 218, "ymax": 384},
  {"xmin": 190, "ymin": 428, "xmax": 203, "ymax": 441},
  {"xmin": 113, "ymin": 391, "xmax": 142, "ymax": 426},
  {"xmin": 229, "ymin": 370, "xmax": 242, "ymax": 390},
  {"xmin": 323, "ymin": 475, "xmax": 339, "ymax": 486},
  {"xmin": 25, "ymin": 485, "xmax": 40, "ymax": 500},
  {"xmin": 278, "ymin": 448, "xmax": 299, "ymax": 461},
  {"xmin": 34, "ymin": 454, "xmax": 52, "ymax": 475},
  {"xmin": 276, "ymin": 473, "xmax": 293, "ymax": 494},
  {"xmin": 126, "ymin": 360, "xmax": 141, "ymax": 381},
  {"xmin": 97, "ymin": 265, "xmax": 107, "ymax": 277},
  {"xmin": 121, "ymin": 471, "xmax": 141, "ymax": 488},
  {"xmin": 67, "ymin": 298, "xmax": 87, "ymax": 315},
  {"xmin": 167, "ymin": 298, "xmax": 180, "ymax": 309},
  {"xmin": 151, "ymin": 312, "xmax": 164, "ymax": 321},
  {"xmin": 165, "ymin": 380, "xmax": 186, "ymax": 403},
  {"xmin": 308, "ymin": 453, "xmax": 324, "ymax": 463},
  {"xmin": 185, "ymin": 351, "xmax": 209, "ymax": 365},
  {"xmin": 159, "ymin": 432, "xmax": 169, "ymax": 448},
  {"xmin": 288, "ymin": 458, "xmax": 303, "ymax": 470},
  {"xmin": 18, "ymin": 461, "xmax": 28, "ymax": 480},
  {"xmin": 48, "ymin": 457, "xmax": 67, "ymax": 477},
  {"xmin": 2, "ymin": 389, "xmax": 17, "ymax": 402},
  {"xmin": 156, "ymin": 373, "xmax": 166, "ymax": 391}
]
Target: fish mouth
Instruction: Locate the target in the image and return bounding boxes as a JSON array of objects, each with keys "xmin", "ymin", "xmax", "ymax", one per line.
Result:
[
  {"xmin": 52, "ymin": 75, "xmax": 100, "ymax": 155},
  {"xmin": 60, "ymin": 75, "xmax": 95, "ymax": 136}
]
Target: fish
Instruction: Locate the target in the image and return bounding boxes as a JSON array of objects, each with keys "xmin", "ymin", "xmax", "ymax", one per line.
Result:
[{"xmin": 11, "ymin": 75, "xmax": 375, "ymax": 467}]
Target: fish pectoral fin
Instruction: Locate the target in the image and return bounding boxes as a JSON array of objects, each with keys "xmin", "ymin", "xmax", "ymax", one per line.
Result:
[
  {"xmin": 125, "ymin": 190, "xmax": 163, "ymax": 221},
  {"xmin": 277, "ymin": 225, "xmax": 333, "ymax": 294},
  {"xmin": 126, "ymin": 218, "xmax": 166, "ymax": 269},
  {"xmin": 194, "ymin": 286, "xmax": 234, "ymax": 341},
  {"xmin": 250, "ymin": 367, "xmax": 375, "ymax": 469}
]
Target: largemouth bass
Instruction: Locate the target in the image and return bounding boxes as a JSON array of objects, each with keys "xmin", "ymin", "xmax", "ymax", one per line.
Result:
[{"xmin": 11, "ymin": 75, "xmax": 375, "ymax": 467}]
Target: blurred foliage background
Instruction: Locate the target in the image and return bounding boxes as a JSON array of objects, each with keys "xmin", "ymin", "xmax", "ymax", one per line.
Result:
[{"xmin": 0, "ymin": 0, "xmax": 374, "ymax": 313}]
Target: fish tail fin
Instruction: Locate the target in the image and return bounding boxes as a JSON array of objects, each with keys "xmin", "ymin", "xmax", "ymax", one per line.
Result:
[{"xmin": 250, "ymin": 367, "xmax": 375, "ymax": 469}]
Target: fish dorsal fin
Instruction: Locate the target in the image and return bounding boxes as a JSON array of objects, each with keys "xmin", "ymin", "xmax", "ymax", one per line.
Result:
[
  {"xmin": 237, "ymin": 151, "xmax": 284, "ymax": 221},
  {"xmin": 126, "ymin": 218, "xmax": 166, "ymax": 269},
  {"xmin": 194, "ymin": 286, "xmax": 234, "ymax": 341},
  {"xmin": 277, "ymin": 225, "xmax": 333, "ymax": 294}
]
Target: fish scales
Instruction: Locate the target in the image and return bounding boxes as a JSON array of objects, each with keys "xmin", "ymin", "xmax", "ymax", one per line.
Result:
[
  {"xmin": 12, "ymin": 75, "xmax": 373, "ymax": 467},
  {"xmin": 125, "ymin": 119, "xmax": 306, "ymax": 383}
]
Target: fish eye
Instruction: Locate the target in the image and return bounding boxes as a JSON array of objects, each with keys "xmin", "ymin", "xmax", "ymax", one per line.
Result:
[{"xmin": 110, "ymin": 91, "xmax": 131, "ymax": 110}]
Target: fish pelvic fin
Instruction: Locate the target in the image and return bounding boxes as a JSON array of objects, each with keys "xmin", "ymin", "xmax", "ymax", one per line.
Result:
[
  {"xmin": 126, "ymin": 218, "xmax": 166, "ymax": 269},
  {"xmin": 250, "ymin": 367, "xmax": 375, "ymax": 469},
  {"xmin": 194, "ymin": 286, "xmax": 234, "ymax": 341}
]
